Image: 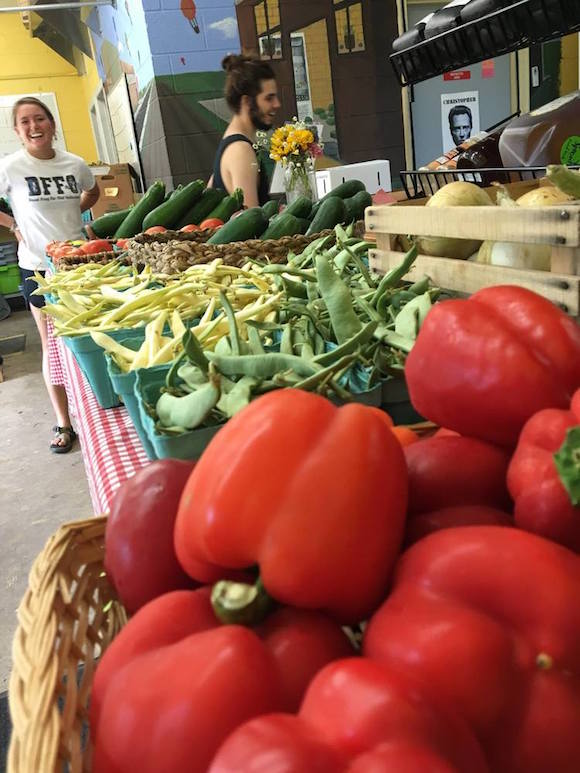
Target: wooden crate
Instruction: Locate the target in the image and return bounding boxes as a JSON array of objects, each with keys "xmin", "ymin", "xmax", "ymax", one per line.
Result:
[{"xmin": 365, "ymin": 182, "xmax": 580, "ymax": 316}]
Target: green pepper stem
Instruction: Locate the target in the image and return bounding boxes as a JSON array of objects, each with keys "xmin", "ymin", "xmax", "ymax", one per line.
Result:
[
  {"xmin": 553, "ymin": 426, "xmax": 580, "ymax": 506},
  {"xmin": 211, "ymin": 577, "xmax": 275, "ymax": 625}
]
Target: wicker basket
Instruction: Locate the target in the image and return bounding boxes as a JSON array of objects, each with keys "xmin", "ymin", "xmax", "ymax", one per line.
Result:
[{"xmin": 8, "ymin": 518, "xmax": 126, "ymax": 773}]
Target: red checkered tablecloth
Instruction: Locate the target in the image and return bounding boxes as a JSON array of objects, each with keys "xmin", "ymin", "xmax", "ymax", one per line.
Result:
[{"xmin": 60, "ymin": 340, "xmax": 149, "ymax": 515}]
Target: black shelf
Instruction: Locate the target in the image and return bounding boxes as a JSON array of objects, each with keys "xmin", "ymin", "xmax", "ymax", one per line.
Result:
[
  {"xmin": 391, "ymin": 0, "xmax": 580, "ymax": 87},
  {"xmin": 399, "ymin": 165, "xmax": 580, "ymax": 199}
]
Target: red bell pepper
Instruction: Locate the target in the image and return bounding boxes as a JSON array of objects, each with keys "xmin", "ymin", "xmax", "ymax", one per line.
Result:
[
  {"xmin": 363, "ymin": 526, "xmax": 580, "ymax": 773},
  {"xmin": 91, "ymin": 587, "xmax": 353, "ymax": 773},
  {"xmin": 405, "ymin": 505, "xmax": 512, "ymax": 546},
  {"xmin": 405, "ymin": 286, "xmax": 580, "ymax": 447},
  {"xmin": 507, "ymin": 388, "xmax": 580, "ymax": 551},
  {"xmin": 105, "ymin": 459, "xmax": 197, "ymax": 614},
  {"xmin": 174, "ymin": 390, "xmax": 408, "ymax": 625},
  {"xmin": 404, "ymin": 435, "xmax": 513, "ymax": 516},
  {"xmin": 208, "ymin": 659, "xmax": 488, "ymax": 772}
]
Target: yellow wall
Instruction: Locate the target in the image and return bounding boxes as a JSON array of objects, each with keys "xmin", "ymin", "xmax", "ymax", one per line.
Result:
[
  {"xmin": 560, "ymin": 32, "xmax": 579, "ymax": 96},
  {"xmin": 301, "ymin": 19, "xmax": 333, "ymax": 112},
  {"xmin": 0, "ymin": 13, "xmax": 98, "ymax": 163}
]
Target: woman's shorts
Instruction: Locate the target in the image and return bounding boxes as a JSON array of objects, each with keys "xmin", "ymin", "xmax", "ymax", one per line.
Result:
[{"xmin": 20, "ymin": 267, "xmax": 46, "ymax": 309}]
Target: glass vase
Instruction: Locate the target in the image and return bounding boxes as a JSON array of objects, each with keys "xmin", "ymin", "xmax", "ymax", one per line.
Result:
[{"xmin": 283, "ymin": 159, "xmax": 318, "ymax": 205}]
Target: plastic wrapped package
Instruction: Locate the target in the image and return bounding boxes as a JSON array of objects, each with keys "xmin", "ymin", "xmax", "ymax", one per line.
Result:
[{"xmin": 498, "ymin": 91, "xmax": 580, "ymax": 169}]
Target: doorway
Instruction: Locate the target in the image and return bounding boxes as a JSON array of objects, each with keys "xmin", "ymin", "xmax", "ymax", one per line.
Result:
[
  {"xmin": 89, "ymin": 87, "xmax": 117, "ymax": 164},
  {"xmin": 292, "ymin": 19, "xmax": 339, "ymax": 160}
]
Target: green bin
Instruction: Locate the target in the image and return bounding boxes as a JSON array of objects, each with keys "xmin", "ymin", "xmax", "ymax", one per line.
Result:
[
  {"xmin": 63, "ymin": 326, "xmax": 145, "ymax": 409},
  {"xmin": 106, "ymin": 338, "xmax": 168, "ymax": 459},
  {"xmin": 134, "ymin": 367, "xmax": 225, "ymax": 460}
]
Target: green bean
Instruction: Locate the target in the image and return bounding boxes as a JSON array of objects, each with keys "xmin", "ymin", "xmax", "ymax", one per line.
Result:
[
  {"xmin": 374, "ymin": 325, "xmax": 415, "ymax": 353},
  {"xmin": 282, "ymin": 276, "xmax": 308, "ymax": 299},
  {"xmin": 261, "ymin": 265, "xmax": 316, "ymax": 281},
  {"xmin": 214, "ymin": 335, "xmax": 232, "ymax": 356},
  {"xmin": 355, "ymin": 296, "xmax": 381, "ymax": 323},
  {"xmin": 313, "ymin": 320, "xmax": 377, "ymax": 367},
  {"xmin": 247, "ymin": 325, "xmax": 265, "ymax": 355},
  {"xmin": 166, "ymin": 349, "xmax": 187, "ymax": 389},
  {"xmin": 370, "ymin": 244, "xmax": 418, "ymax": 307},
  {"xmin": 156, "ymin": 371, "xmax": 220, "ymax": 430},
  {"xmin": 206, "ymin": 351, "xmax": 321, "ymax": 379},
  {"xmin": 408, "ymin": 275, "xmax": 430, "ymax": 295},
  {"xmin": 292, "ymin": 353, "xmax": 358, "ymax": 392},
  {"xmin": 280, "ymin": 323, "xmax": 293, "ymax": 355},
  {"xmin": 219, "ymin": 291, "xmax": 241, "ymax": 356},
  {"xmin": 217, "ymin": 376, "xmax": 257, "ymax": 417},
  {"xmin": 336, "ymin": 243, "xmax": 374, "ymax": 286},
  {"xmin": 334, "ymin": 223, "xmax": 350, "ymax": 243},
  {"xmin": 177, "ymin": 362, "xmax": 207, "ymax": 390},
  {"xmin": 179, "ymin": 328, "xmax": 209, "ymax": 375},
  {"xmin": 315, "ymin": 253, "xmax": 363, "ymax": 345},
  {"xmin": 306, "ymin": 278, "xmax": 319, "ymax": 303}
]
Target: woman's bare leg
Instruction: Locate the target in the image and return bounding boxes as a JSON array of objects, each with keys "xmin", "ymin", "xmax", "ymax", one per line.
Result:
[{"xmin": 30, "ymin": 304, "xmax": 72, "ymax": 447}]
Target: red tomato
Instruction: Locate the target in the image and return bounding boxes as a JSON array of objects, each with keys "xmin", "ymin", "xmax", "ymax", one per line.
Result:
[
  {"xmin": 180, "ymin": 223, "xmax": 200, "ymax": 232},
  {"xmin": 144, "ymin": 226, "xmax": 167, "ymax": 234},
  {"xmin": 115, "ymin": 238, "xmax": 130, "ymax": 250},
  {"xmin": 199, "ymin": 218, "xmax": 224, "ymax": 230},
  {"xmin": 53, "ymin": 245, "xmax": 84, "ymax": 259},
  {"xmin": 105, "ymin": 460, "xmax": 197, "ymax": 615},
  {"xmin": 80, "ymin": 239, "xmax": 114, "ymax": 255}
]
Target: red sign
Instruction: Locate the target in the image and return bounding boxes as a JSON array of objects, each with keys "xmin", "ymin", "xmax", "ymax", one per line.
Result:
[
  {"xmin": 444, "ymin": 70, "xmax": 471, "ymax": 81},
  {"xmin": 482, "ymin": 59, "xmax": 495, "ymax": 79}
]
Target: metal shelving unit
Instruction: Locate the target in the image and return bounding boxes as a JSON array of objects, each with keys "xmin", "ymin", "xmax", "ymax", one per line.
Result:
[
  {"xmin": 400, "ymin": 165, "xmax": 580, "ymax": 198},
  {"xmin": 391, "ymin": 0, "xmax": 580, "ymax": 87}
]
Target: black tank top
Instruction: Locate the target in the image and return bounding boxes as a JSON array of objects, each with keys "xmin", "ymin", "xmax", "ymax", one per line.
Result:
[{"xmin": 212, "ymin": 134, "xmax": 270, "ymax": 206}]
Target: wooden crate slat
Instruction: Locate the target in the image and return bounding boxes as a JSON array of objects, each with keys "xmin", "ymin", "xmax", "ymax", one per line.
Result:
[
  {"xmin": 369, "ymin": 249, "xmax": 580, "ymax": 316},
  {"xmin": 365, "ymin": 204, "xmax": 580, "ymax": 247}
]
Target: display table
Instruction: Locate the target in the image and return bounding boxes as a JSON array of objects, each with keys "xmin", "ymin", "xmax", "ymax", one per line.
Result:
[{"xmin": 60, "ymin": 341, "xmax": 149, "ymax": 515}]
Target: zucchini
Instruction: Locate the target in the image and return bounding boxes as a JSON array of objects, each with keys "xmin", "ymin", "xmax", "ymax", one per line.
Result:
[
  {"xmin": 343, "ymin": 190, "xmax": 373, "ymax": 223},
  {"xmin": 318, "ymin": 179, "xmax": 366, "ymax": 204},
  {"xmin": 176, "ymin": 187, "xmax": 227, "ymax": 228},
  {"xmin": 295, "ymin": 217, "xmax": 311, "ymax": 234},
  {"xmin": 207, "ymin": 188, "xmax": 244, "ymax": 223},
  {"xmin": 114, "ymin": 180, "xmax": 166, "ymax": 238},
  {"xmin": 261, "ymin": 213, "xmax": 303, "ymax": 240},
  {"xmin": 284, "ymin": 195, "xmax": 312, "ymax": 219},
  {"xmin": 261, "ymin": 199, "xmax": 279, "ymax": 219},
  {"xmin": 207, "ymin": 207, "xmax": 268, "ymax": 245},
  {"xmin": 142, "ymin": 179, "xmax": 205, "ymax": 230},
  {"xmin": 306, "ymin": 196, "xmax": 346, "ymax": 236},
  {"xmin": 91, "ymin": 206, "xmax": 133, "ymax": 239}
]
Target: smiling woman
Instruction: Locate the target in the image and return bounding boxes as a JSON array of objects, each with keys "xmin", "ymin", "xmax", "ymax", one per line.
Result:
[{"xmin": 0, "ymin": 96, "xmax": 100, "ymax": 454}]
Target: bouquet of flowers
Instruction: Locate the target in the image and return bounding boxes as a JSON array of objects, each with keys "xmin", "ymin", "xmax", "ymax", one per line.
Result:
[{"xmin": 256, "ymin": 118, "xmax": 323, "ymax": 202}]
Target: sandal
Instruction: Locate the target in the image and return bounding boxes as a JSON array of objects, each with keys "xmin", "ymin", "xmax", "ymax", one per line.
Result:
[{"xmin": 50, "ymin": 425, "xmax": 77, "ymax": 454}]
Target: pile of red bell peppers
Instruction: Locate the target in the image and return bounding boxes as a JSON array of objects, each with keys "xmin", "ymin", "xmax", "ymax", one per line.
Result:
[{"xmin": 94, "ymin": 285, "xmax": 580, "ymax": 772}]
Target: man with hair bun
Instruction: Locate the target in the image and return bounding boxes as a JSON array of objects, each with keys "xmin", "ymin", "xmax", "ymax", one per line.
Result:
[{"xmin": 210, "ymin": 54, "xmax": 281, "ymax": 208}]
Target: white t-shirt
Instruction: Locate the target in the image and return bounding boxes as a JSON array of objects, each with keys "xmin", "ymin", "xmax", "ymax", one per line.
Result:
[{"xmin": 0, "ymin": 149, "xmax": 95, "ymax": 271}]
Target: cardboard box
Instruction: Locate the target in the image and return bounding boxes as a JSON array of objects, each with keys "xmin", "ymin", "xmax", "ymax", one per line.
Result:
[
  {"xmin": 315, "ymin": 160, "xmax": 392, "ymax": 198},
  {"xmin": 90, "ymin": 163, "xmax": 136, "ymax": 218}
]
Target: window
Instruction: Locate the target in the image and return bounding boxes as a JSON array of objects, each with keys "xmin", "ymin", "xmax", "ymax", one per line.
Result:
[
  {"xmin": 254, "ymin": 0, "xmax": 282, "ymax": 60},
  {"xmin": 333, "ymin": 0, "xmax": 366, "ymax": 54}
]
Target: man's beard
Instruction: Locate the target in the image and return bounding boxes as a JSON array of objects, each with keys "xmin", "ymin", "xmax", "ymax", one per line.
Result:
[{"xmin": 249, "ymin": 97, "xmax": 272, "ymax": 131}]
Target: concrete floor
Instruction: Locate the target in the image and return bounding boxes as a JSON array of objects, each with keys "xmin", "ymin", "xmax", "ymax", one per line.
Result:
[{"xmin": 0, "ymin": 309, "xmax": 93, "ymax": 690}]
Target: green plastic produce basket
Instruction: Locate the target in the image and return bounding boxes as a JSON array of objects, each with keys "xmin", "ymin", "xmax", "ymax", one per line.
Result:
[
  {"xmin": 134, "ymin": 367, "xmax": 224, "ymax": 460},
  {"xmin": 105, "ymin": 339, "xmax": 170, "ymax": 460},
  {"xmin": 62, "ymin": 327, "xmax": 145, "ymax": 409},
  {"xmin": 381, "ymin": 376, "xmax": 425, "ymax": 425},
  {"xmin": 0, "ymin": 264, "xmax": 20, "ymax": 295}
]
